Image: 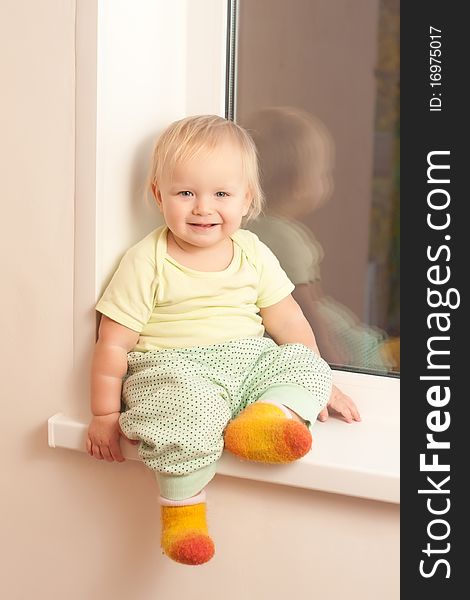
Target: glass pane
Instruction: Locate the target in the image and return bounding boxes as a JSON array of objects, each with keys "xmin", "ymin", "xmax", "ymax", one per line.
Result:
[{"xmin": 233, "ymin": 0, "xmax": 400, "ymax": 376}]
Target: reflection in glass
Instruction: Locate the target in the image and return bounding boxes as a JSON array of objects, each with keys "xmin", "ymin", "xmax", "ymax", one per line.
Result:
[
  {"xmin": 234, "ymin": 0, "xmax": 400, "ymax": 375},
  {"xmin": 245, "ymin": 107, "xmax": 395, "ymax": 374}
]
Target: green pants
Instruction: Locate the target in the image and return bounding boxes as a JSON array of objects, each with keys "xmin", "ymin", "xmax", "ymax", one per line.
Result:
[{"xmin": 119, "ymin": 337, "xmax": 332, "ymax": 499}]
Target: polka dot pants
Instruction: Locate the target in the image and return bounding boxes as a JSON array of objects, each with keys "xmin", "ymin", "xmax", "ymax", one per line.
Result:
[{"xmin": 119, "ymin": 337, "xmax": 332, "ymax": 478}]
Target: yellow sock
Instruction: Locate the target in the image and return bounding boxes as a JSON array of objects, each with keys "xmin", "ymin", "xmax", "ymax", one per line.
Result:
[
  {"xmin": 223, "ymin": 401, "xmax": 312, "ymax": 463},
  {"xmin": 160, "ymin": 500, "xmax": 215, "ymax": 565}
]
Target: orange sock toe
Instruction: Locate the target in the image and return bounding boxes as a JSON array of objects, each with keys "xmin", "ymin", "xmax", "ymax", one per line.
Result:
[
  {"xmin": 161, "ymin": 503, "xmax": 215, "ymax": 565},
  {"xmin": 224, "ymin": 402, "xmax": 312, "ymax": 463}
]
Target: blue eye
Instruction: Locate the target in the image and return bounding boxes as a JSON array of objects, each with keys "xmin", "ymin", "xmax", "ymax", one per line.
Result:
[
  {"xmin": 179, "ymin": 191, "xmax": 193, "ymax": 197},
  {"xmin": 215, "ymin": 191, "xmax": 228, "ymax": 197}
]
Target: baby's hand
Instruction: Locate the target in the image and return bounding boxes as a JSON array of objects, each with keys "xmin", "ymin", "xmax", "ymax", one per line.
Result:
[
  {"xmin": 318, "ymin": 384, "xmax": 361, "ymax": 424},
  {"xmin": 87, "ymin": 412, "xmax": 138, "ymax": 462}
]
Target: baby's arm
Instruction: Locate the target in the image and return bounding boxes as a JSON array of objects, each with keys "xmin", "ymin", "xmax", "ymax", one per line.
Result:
[
  {"xmin": 87, "ymin": 315, "xmax": 140, "ymax": 462},
  {"xmin": 260, "ymin": 294, "xmax": 321, "ymax": 353},
  {"xmin": 260, "ymin": 295, "xmax": 360, "ymax": 423}
]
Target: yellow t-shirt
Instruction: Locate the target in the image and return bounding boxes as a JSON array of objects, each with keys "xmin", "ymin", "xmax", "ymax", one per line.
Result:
[{"xmin": 96, "ymin": 226, "xmax": 294, "ymax": 351}]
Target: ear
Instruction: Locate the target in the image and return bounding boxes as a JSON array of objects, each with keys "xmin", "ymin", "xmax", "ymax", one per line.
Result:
[
  {"xmin": 242, "ymin": 190, "xmax": 253, "ymax": 217},
  {"xmin": 152, "ymin": 182, "xmax": 164, "ymax": 213}
]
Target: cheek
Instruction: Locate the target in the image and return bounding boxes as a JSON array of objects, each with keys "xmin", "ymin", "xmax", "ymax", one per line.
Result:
[
  {"xmin": 162, "ymin": 202, "xmax": 184, "ymax": 221},
  {"xmin": 222, "ymin": 204, "xmax": 247, "ymax": 221}
]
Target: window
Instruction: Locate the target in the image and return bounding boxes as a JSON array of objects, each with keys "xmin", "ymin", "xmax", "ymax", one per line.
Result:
[{"xmin": 230, "ymin": 0, "xmax": 400, "ymax": 376}]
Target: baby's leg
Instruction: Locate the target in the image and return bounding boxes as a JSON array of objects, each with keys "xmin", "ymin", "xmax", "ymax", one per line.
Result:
[
  {"xmin": 159, "ymin": 488, "xmax": 214, "ymax": 566},
  {"xmin": 223, "ymin": 389, "xmax": 313, "ymax": 463},
  {"xmin": 120, "ymin": 351, "xmax": 233, "ymax": 565},
  {"xmin": 120, "ymin": 373, "xmax": 231, "ymax": 479},
  {"xmin": 224, "ymin": 344, "xmax": 332, "ymax": 463},
  {"xmin": 157, "ymin": 465, "xmax": 217, "ymax": 565}
]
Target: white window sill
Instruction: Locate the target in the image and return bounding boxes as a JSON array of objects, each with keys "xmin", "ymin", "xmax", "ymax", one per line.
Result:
[{"xmin": 48, "ymin": 369, "xmax": 399, "ymax": 504}]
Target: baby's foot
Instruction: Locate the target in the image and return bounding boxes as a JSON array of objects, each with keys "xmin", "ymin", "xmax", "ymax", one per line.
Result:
[
  {"xmin": 223, "ymin": 401, "xmax": 312, "ymax": 463},
  {"xmin": 160, "ymin": 498, "xmax": 215, "ymax": 565}
]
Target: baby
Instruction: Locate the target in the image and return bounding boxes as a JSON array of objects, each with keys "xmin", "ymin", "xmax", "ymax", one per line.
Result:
[{"xmin": 87, "ymin": 115, "xmax": 360, "ymax": 566}]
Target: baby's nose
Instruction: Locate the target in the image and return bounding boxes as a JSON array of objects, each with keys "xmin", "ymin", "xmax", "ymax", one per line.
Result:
[{"xmin": 192, "ymin": 197, "xmax": 213, "ymax": 215}]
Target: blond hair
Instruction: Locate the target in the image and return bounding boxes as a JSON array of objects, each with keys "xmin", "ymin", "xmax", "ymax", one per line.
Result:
[{"xmin": 149, "ymin": 115, "xmax": 264, "ymax": 221}]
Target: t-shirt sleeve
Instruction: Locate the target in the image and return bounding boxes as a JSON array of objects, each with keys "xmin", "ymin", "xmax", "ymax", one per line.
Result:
[
  {"xmin": 95, "ymin": 243, "xmax": 158, "ymax": 333},
  {"xmin": 255, "ymin": 237, "xmax": 295, "ymax": 308},
  {"xmin": 247, "ymin": 219, "xmax": 322, "ymax": 285}
]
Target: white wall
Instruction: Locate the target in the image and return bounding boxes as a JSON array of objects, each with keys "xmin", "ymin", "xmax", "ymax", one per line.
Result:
[{"xmin": 0, "ymin": 2, "xmax": 398, "ymax": 598}]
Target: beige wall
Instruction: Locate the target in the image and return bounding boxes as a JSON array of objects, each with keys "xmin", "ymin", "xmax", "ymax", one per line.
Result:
[{"xmin": 0, "ymin": 2, "xmax": 398, "ymax": 598}]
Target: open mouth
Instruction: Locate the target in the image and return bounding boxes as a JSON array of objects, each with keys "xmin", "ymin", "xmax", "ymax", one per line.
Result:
[{"xmin": 188, "ymin": 223, "xmax": 219, "ymax": 228}]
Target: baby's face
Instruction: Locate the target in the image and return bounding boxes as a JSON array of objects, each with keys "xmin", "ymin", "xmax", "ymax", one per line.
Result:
[
  {"xmin": 297, "ymin": 159, "xmax": 334, "ymax": 216},
  {"xmin": 154, "ymin": 140, "xmax": 252, "ymax": 251},
  {"xmin": 291, "ymin": 134, "xmax": 335, "ymax": 217}
]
